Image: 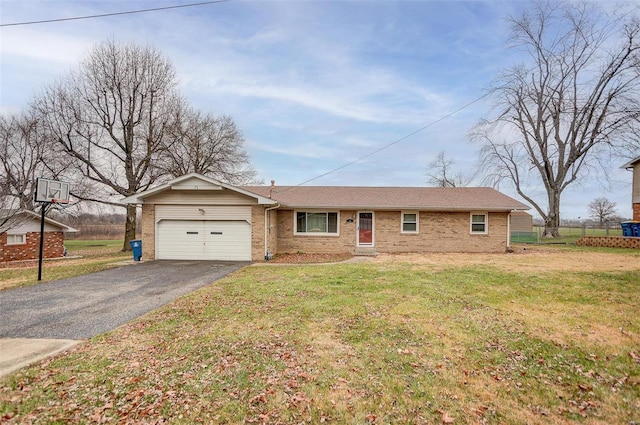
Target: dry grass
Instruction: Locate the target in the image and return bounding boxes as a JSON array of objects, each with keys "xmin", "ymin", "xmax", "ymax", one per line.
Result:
[{"xmin": 1, "ymin": 245, "xmax": 639, "ymax": 424}]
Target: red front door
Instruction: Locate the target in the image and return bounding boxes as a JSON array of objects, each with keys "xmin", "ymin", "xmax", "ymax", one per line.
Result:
[{"xmin": 358, "ymin": 212, "xmax": 373, "ymax": 246}]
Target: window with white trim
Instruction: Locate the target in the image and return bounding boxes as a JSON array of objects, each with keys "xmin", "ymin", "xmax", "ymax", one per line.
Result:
[
  {"xmin": 470, "ymin": 213, "xmax": 488, "ymax": 234},
  {"xmin": 295, "ymin": 211, "xmax": 339, "ymax": 234},
  {"xmin": 401, "ymin": 212, "xmax": 418, "ymax": 233},
  {"xmin": 6, "ymin": 234, "xmax": 26, "ymax": 245}
]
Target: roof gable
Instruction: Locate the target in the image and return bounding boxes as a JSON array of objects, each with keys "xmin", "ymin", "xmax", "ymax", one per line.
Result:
[
  {"xmin": 121, "ymin": 173, "xmax": 276, "ymax": 205},
  {"xmin": 621, "ymin": 156, "xmax": 640, "ymax": 169},
  {"xmin": 1, "ymin": 210, "xmax": 78, "ymax": 233}
]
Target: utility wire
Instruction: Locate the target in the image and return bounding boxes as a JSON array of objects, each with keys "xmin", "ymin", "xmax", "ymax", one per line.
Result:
[
  {"xmin": 281, "ymin": 91, "xmax": 492, "ymax": 191},
  {"xmin": 0, "ymin": 0, "xmax": 230, "ymax": 27}
]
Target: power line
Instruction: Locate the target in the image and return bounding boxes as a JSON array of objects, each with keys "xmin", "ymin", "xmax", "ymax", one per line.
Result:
[
  {"xmin": 0, "ymin": 0, "xmax": 230, "ymax": 27},
  {"xmin": 283, "ymin": 91, "xmax": 491, "ymax": 191}
]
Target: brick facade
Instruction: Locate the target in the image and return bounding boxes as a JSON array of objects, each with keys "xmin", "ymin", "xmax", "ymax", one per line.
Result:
[
  {"xmin": 273, "ymin": 209, "xmax": 509, "ymax": 255},
  {"xmin": 634, "ymin": 203, "xmax": 640, "ymax": 222},
  {"xmin": 0, "ymin": 231, "xmax": 65, "ymax": 262},
  {"xmin": 250, "ymin": 204, "xmax": 266, "ymax": 261},
  {"xmin": 141, "ymin": 203, "xmax": 156, "ymax": 259}
]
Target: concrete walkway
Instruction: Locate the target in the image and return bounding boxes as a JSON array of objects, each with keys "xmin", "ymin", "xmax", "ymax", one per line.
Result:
[{"xmin": 0, "ymin": 338, "xmax": 81, "ymax": 377}]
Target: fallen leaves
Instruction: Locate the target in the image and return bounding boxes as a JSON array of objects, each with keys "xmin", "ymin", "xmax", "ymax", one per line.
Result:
[{"xmin": 442, "ymin": 411, "xmax": 455, "ymax": 423}]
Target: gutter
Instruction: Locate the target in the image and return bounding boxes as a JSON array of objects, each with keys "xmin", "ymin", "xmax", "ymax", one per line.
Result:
[{"xmin": 264, "ymin": 204, "xmax": 280, "ymax": 260}]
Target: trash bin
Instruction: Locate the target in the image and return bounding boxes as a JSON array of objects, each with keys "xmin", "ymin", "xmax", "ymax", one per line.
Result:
[
  {"xmin": 129, "ymin": 239, "xmax": 142, "ymax": 261},
  {"xmin": 632, "ymin": 222, "xmax": 640, "ymax": 237},
  {"xmin": 621, "ymin": 222, "xmax": 634, "ymax": 237}
]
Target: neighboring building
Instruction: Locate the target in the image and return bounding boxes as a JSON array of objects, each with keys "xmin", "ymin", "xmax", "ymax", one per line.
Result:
[
  {"xmin": 621, "ymin": 156, "xmax": 640, "ymax": 221},
  {"xmin": 509, "ymin": 211, "xmax": 533, "ymax": 233},
  {"xmin": 122, "ymin": 174, "xmax": 529, "ymax": 262},
  {"xmin": 0, "ymin": 210, "xmax": 78, "ymax": 262}
]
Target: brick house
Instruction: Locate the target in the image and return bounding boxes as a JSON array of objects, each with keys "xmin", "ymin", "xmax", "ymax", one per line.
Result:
[
  {"xmin": 0, "ymin": 210, "xmax": 78, "ymax": 263},
  {"xmin": 621, "ymin": 156, "xmax": 640, "ymax": 221},
  {"xmin": 122, "ymin": 174, "xmax": 529, "ymax": 262}
]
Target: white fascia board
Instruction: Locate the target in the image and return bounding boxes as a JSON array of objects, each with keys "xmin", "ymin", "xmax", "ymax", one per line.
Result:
[
  {"xmin": 21, "ymin": 210, "xmax": 78, "ymax": 232},
  {"xmin": 121, "ymin": 173, "xmax": 277, "ymax": 205}
]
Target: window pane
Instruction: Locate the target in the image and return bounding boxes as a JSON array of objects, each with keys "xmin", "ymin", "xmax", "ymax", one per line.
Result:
[
  {"xmin": 472, "ymin": 223, "xmax": 485, "ymax": 232},
  {"xmin": 472, "ymin": 214, "xmax": 485, "ymax": 223},
  {"xmin": 403, "ymin": 222, "xmax": 417, "ymax": 232},
  {"xmin": 307, "ymin": 212, "xmax": 327, "ymax": 232},
  {"xmin": 404, "ymin": 213, "xmax": 417, "ymax": 222},
  {"xmin": 7, "ymin": 234, "xmax": 25, "ymax": 244},
  {"xmin": 328, "ymin": 213, "xmax": 338, "ymax": 233},
  {"xmin": 296, "ymin": 212, "xmax": 307, "ymax": 233}
]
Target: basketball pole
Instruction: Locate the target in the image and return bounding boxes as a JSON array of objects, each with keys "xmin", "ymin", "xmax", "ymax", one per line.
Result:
[{"xmin": 37, "ymin": 201, "xmax": 52, "ymax": 281}]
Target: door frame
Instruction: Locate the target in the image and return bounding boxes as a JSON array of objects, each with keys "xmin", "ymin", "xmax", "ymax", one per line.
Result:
[{"xmin": 356, "ymin": 211, "xmax": 374, "ymax": 247}]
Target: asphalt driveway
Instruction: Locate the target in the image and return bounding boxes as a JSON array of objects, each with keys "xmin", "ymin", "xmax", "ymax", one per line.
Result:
[{"xmin": 0, "ymin": 260, "xmax": 248, "ymax": 340}]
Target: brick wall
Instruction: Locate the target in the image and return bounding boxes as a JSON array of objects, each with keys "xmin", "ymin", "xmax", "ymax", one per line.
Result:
[
  {"xmin": 251, "ymin": 205, "xmax": 267, "ymax": 261},
  {"xmin": 274, "ymin": 209, "xmax": 357, "ymax": 255},
  {"xmin": 575, "ymin": 236, "xmax": 640, "ymax": 249},
  {"xmin": 1, "ymin": 231, "xmax": 65, "ymax": 262},
  {"xmin": 141, "ymin": 204, "xmax": 156, "ymax": 259},
  {"xmin": 634, "ymin": 203, "xmax": 640, "ymax": 221},
  {"xmin": 273, "ymin": 210, "xmax": 510, "ymax": 255}
]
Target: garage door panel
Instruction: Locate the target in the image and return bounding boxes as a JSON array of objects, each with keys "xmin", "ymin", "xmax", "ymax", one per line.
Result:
[{"xmin": 157, "ymin": 220, "xmax": 251, "ymax": 261}]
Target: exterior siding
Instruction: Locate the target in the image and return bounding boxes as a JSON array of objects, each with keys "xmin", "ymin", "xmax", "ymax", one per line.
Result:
[
  {"xmin": 1, "ymin": 231, "xmax": 64, "ymax": 262},
  {"xmin": 510, "ymin": 212, "xmax": 533, "ymax": 233},
  {"xmin": 141, "ymin": 190, "xmax": 262, "ymax": 261},
  {"xmin": 273, "ymin": 209, "xmax": 509, "ymax": 255},
  {"xmin": 632, "ymin": 163, "xmax": 640, "ymax": 204},
  {"xmin": 155, "ymin": 205, "xmax": 252, "ymax": 221},
  {"xmin": 145, "ymin": 190, "xmax": 258, "ymax": 205}
]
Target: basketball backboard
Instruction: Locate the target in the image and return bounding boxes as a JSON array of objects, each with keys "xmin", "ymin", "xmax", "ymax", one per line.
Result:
[{"xmin": 34, "ymin": 178, "xmax": 70, "ymax": 204}]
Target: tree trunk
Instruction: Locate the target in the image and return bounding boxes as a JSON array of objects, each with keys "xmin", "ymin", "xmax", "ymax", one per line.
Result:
[
  {"xmin": 542, "ymin": 189, "xmax": 561, "ymax": 238},
  {"xmin": 122, "ymin": 204, "xmax": 137, "ymax": 252}
]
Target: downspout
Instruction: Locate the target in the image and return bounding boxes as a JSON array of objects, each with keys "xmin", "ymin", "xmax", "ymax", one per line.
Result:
[
  {"xmin": 506, "ymin": 211, "xmax": 512, "ymax": 250},
  {"xmin": 264, "ymin": 204, "xmax": 280, "ymax": 260}
]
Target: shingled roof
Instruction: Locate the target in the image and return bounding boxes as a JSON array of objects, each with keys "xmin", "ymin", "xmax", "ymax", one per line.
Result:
[{"xmin": 242, "ymin": 186, "xmax": 529, "ymax": 211}]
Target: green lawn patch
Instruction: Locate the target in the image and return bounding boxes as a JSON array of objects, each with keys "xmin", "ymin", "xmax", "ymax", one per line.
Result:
[
  {"xmin": 0, "ymin": 240, "xmax": 128, "ymax": 290},
  {"xmin": 2, "ymin": 257, "xmax": 638, "ymax": 424}
]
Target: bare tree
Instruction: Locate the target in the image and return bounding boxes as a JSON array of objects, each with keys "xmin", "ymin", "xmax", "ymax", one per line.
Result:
[
  {"xmin": 471, "ymin": 2, "xmax": 640, "ymax": 237},
  {"xmin": 0, "ymin": 112, "xmax": 69, "ymax": 232},
  {"xmin": 425, "ymin": 151, "xmax": 471, "ymax": 187},
  {"xmin": 587, "ymin": 197, "xmax": 618, "ymax": 225},
  {"xmin": 34, "ymin": 40, "xmax": 180, "ymax": 251},
  {"xmin": 162, "ymin": 108, "xmax": 259, "ymax": 184}
]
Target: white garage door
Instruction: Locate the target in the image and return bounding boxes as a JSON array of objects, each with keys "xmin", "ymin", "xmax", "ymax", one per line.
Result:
[{"xmin": 157, "ymin": 220, "xmax": 251, "ymax": 261}]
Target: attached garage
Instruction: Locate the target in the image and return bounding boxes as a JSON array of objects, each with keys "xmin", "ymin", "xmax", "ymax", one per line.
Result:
[
  {"xmin": 121, "ymin": 174, "xmax": 277, "ymax": 262},
  {"xmin": 157, "ymin": 220, "xmax": 251, "ymax": 261}
]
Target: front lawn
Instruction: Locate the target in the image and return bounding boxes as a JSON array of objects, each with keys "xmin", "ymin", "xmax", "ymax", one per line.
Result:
[
  {"xmin": 0, "ymin": 240, "xmax": 129, "ymax": 290},
  {"xmin": 1, "ymin": 249, "xmax": 639, "ymax": 424}
]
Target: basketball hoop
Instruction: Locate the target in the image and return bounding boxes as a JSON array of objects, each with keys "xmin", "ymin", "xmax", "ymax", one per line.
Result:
[
  {"xmin": 34, "ymin": 177, "xmax": 72, "ymax": 282},
  {"xmin": 35, "ymin": 178, "xmax": 71, "ymax": 204}
]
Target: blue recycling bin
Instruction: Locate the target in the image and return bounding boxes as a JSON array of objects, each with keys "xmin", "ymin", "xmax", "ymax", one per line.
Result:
[
  {"xmin": 129, "ymin": 239, "xmax": 142, "ymax": 261},
  {"xmin": 632, "ymin": 223, "xmax": 640, "ymax": 237},
  {"xmin": 621, "ymin": 222, "xmax": 634, "ymax": 237}
]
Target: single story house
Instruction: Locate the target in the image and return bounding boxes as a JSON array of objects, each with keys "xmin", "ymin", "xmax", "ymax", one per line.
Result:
[
  {"xmin": 122, "ymin": 173, "xmax": 529, "ymax": 262},
  {"xmin": 0, "ymin": 210, "xmax": 78, "ymax": 262},
  {"xmin": 621, "ymin": 156, "xmax": 640, "ymax": 221}
]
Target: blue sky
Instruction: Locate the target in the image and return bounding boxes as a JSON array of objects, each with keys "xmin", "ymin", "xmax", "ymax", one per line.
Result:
[{"xmin": 0, "ymin": 0, "xmax": 636, "ymax": 219}]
